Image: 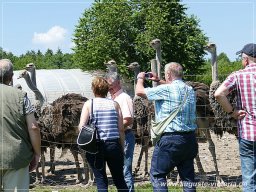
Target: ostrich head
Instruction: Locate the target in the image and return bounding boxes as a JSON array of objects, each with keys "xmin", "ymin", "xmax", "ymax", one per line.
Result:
[
  {"xmin": 150, "ymin": 39, "xmax": 161, "ymax": 50},
  {"xmin": 14, "ymin": 84, "xmax": 22, "ymax": 90},
  {"xmin": 205, "ymin": 42, "xmax": 216, "ymax": 55},
  {"xmin": 105, "ymin": 59, "xmax": 117, "ymax": 73},
  {"xmin": 14, "ymin": 83, "xmax": 22, "ymax": 90},
  {"xmin": 24, "ymin": 63, "xmax": 35, "ymax": 72},
  {"xmin": 17, "ymin": 69, "xmax": 29, "ymax": 79},
  {"xmin": 24, "ymin": 63, "xmax": 37, "ymax": 87},
  {"xmin": 17, "ymin": 69, "xmax": 45, "ymax": 106},
  {"xmin": 127, "ymin": 62, "xmax": 140, "ymax": 72}
]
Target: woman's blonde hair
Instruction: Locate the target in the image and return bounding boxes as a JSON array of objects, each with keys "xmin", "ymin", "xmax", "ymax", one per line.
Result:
[{"xmin": 91, "ymin": 77, "xmax": 109, "ymax": 97}]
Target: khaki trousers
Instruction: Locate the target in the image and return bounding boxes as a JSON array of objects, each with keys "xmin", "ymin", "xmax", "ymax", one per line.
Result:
[{"xmin": 0, "ymin": 166, "xmax": 29, "ymax": 192}]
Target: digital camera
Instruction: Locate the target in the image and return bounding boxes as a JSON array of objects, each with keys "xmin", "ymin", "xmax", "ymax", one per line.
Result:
[{"xmin": 145, "ymin": 72, "xmax": 153, "ymax": 79}]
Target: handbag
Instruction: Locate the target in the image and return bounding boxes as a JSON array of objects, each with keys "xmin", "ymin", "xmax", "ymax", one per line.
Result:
[
  {"xmin": 77, "ymin": 99, "xmax": 99, "ymax": 154},
  {"xmin": 151, "ymin": 88, "xmax": 188, "ymax": 145}
]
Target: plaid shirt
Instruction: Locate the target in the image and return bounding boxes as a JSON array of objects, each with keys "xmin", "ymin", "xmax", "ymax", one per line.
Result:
[
  {"xmin": 223, "ymin": 63, "xmax": 256, "ymax": 141},
  {"xmin": 145, "ymin": 80, "xmax": 197, "ymax": 133}
]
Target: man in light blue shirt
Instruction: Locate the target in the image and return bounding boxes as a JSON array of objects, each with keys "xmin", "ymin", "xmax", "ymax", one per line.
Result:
[{"xmin": 136, "ymin": 62, "xmax": 198, "ymax": 192}]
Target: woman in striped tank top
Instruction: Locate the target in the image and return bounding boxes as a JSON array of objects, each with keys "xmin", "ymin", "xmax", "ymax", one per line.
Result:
[{"xmin": 79, "ymin": 77, "xmax": 128, "ymax": 192}]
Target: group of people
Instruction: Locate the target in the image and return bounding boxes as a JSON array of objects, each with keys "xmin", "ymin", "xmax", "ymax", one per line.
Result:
[{"xmin": 1, "ymin": 43, "xmax": 256, "ymax": 192}]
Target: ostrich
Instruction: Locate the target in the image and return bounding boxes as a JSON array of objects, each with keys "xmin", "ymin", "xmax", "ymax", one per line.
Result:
[
  {"xmin": 206, "ymin": 43, "xmax": 237, "ymax": 137},
  {"xmin": 14, "ymin": 84, "xmax": 22, "ymax": 90},
  {"xmin": 25, "ymin": 63, "xmax": 37, "ymax": 88},
  {"xmin": 127, "ymin": 62, "xmax": 153, "ymax": 177},
  {"xmin": 18, "ymin": 68, "xmax": 92, "ymax": 184},
  {"xmin": 38, "ymin": 93, "xmax": 93, "ymax": 184},
  {"xmin": 105, "ymin": 60, "xmax": 152, "ymax": 177},
  {"xmin": 185, "ymin": 81, "xmax": 223, "ymax": 183},
  {"xmin": 105, "ymin": 59, "xmax": 118, "ymax": 73},
  {"xmin": 150, "ymin": 39, "xmax": 162, "ymax": 80},
  {"xmin": 18, "ymin": 70, "xmax": 44, "ymax": 108}
]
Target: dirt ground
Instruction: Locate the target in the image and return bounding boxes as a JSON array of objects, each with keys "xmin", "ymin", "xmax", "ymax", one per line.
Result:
[{"xmin": 30, "ymin": 131, "xmax": 242, "ymax": 189}]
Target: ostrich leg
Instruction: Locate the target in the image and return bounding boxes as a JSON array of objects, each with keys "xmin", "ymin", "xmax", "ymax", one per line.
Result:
[
  {"xmin": 70, "ymin": 149, "xmax": 83, "ymax": 183},
  {"xmin": 79, "ymin": 149, "xmax": 94, "ymax": 185},
  {"xmin": 195, "ymin": 154, "xmax": 206, "ymax": 180},
  {"xmin": 134, "ymin": 136, "xmax": 150, "ymax": 177},
  {"xmin": 205, "ymin": 129, "xmax": 223, "ymax": 185},
  {"xmin": 143, "ymin": 136, "xmax": 149, "ymax": 177},
  {"xmin": 134, "ymin": 143, "xmax": 145, "ymax": 174},
  {"xmin": 196, "ymin": 117, "xmax": 223, "ymax": 185},
  {"xmin": 35, "ymin": 151, "xmax": 46, "ymax": 184},
  {"xmin": 47, "ymin": 146, "xmax": 56, "ymax": 174}
]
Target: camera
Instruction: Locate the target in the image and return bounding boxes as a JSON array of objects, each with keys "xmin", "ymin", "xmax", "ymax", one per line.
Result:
[{"xmin": 145, "ymin": 72, "xmax": 153, "ymax": 79}]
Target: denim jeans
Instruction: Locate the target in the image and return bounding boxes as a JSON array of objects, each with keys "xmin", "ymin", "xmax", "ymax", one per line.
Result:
[
  {"xmin": 239, "ymin": 138, "xmax": 256, "ymax": 192},
  {"xmin": 123, "ymin": 130, "xmax": 135, "ymax": 192},
  {"xmin": 150, "ymin": 132, "xmax": 198, "ymax": 192},
  {"xmin": 86, "ymin": 139, "xmax": 128, "ymax": 192}
]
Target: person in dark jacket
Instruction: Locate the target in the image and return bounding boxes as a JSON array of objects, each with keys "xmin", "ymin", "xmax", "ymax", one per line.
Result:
[{"xmin": 0, "ymin": 59, "xmax": 41, "ymax": 191}]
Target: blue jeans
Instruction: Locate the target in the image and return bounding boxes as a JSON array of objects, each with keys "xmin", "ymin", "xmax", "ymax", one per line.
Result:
[
  {"xmin": 239, "ymin": 138, "xmax": 256, "ymax": 192},
  {"xmin": 86, "ymin": 139, "xmax": 128, "ymax": 192},
  {"xmin": 124, "ymin": 130, "xmax": 135, "ymax": 192},
  {"xmin": 150, "ymin": 132, "xmax": 198, "ymax": 192}
]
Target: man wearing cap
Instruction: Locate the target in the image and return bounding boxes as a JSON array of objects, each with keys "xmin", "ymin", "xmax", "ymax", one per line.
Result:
[
  {"xmin": 214, "ymin": 43, "xmax": 256, "ymax": 191},
  {"xmin": 0, "ymin": 59, "xmax": 41, "ymax": 191}
]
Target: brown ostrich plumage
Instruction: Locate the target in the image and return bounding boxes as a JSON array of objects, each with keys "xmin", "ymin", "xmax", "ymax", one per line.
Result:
[
  {"xmin": 209, "ymin": 81, "xmax": 237, "ymax": 137},
  {"xmin": 38, "ymin": 93, "xmax": 87, "ymax": 147}
]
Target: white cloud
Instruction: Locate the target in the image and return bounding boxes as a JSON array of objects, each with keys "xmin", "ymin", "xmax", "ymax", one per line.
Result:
[{"xmin": 32, "ymin": 26, "xmax": 67, "ymax": 45}]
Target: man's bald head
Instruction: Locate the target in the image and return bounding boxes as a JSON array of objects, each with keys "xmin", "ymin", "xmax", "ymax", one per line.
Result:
[{"xmin": 0, "ymin": 59, "xmax": 13, "ymax": 84}]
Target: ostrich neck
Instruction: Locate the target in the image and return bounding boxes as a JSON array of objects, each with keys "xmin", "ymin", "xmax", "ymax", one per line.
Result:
[
  {"xmin": 30, "ymin": 69, "xmax": 37, "ymax": 87},
  {"xmin": 211, "ymin": 52, "xmax": 218, "ymax": 82},
  {"xmin": 156, "ymin": 48, "xmax": 162, "ymax": 80},
  {"xmin": 23, "ymin": 74, "xmax": 44, "ymax": 107},
  {"xmin": 133, "ymin": 68, "xmax": 140, "ymax": 93}
]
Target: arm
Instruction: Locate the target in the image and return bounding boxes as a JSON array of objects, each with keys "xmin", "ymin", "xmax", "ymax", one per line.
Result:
[
  {"xmin": 135, "ymin": 72, "xmax": 147, "ymax": 98},
  {"xmin": 26, "ymin": 113, "xmax": 41, "ymax": 172},
  {"xmin": 121, "ymin": 95, "xmax": 133, "ymax": 130},
  {"xmin": 123, "ymin": 117, "xmax": 133, "ymax": 130},
  {"xmin": 148, "ymin": 72, "xmax": 166, "ymax": 85},
  {"xmin": 78, "ymin": 100, "xmax": 91, "ymax": 131},
  {"xmin": 214, "ymin": 83, "xmax": 246, "ymax": 119},
  {"xmin": 115, "ymin": 102, "xmax": 125, "ymax": 150}
]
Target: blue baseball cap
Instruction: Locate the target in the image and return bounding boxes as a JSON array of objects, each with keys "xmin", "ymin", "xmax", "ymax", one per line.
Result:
[{"xmin": 236, "ymin": 43, "xmax": 256, "ymax": 58}]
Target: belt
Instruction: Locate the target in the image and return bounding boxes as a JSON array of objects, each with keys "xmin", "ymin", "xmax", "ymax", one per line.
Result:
[
  {"xmin": 125, "ymin": 129, "xmax": 133, "ymax": 134},
  {"xmin": 162, "ymin": 131, "xmax": 194, "ymax": 136}
]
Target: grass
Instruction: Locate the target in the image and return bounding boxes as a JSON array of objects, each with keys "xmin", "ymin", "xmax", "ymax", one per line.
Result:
[{"xmin": 30, "ymin": 183, "xmax": 242, "ymax": 192}]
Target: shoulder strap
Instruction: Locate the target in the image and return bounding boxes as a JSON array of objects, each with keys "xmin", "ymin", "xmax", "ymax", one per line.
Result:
[
  {"xmin": 91, "ymin": 99, "xmax": 101, "ymax": 139},
  {"xmin": 152, "ymin": 88, "xmax": 188, "ymax": 131},
  {"xmin": 91, "ymin": 99, "xmax": 93, "ymax": 118}
]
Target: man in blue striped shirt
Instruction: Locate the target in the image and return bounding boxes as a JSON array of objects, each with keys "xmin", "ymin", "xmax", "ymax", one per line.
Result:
[{"xmin": 136, "ymin": 62, "xmax": 198, "ymax": 192}]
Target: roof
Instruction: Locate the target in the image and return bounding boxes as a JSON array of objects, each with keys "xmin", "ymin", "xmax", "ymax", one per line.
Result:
[{"xmin": 13, "ymin": 69, "xmax": 97, "ymax": 104}]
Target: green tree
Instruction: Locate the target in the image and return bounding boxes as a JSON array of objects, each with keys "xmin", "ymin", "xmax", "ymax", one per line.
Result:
[
  {"xmin": 195, "ymin": 52, "xmax": 242, "ymax": 85},
  {"xmin": 73, "ymin": 0, "xmax": 135, "ymax": 75},
  {"xmin": 73, "ymin": 0, "xmax": 208, "ymax": 78},
  {"xmin": 52, "ymin": 48, "xmax": 64, "ymax": 69}
]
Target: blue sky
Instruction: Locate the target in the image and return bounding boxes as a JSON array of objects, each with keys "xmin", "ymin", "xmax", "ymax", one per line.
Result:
[{"xmin": 0, "ymin": 0, "xmax": 255, "ymax": 61}]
